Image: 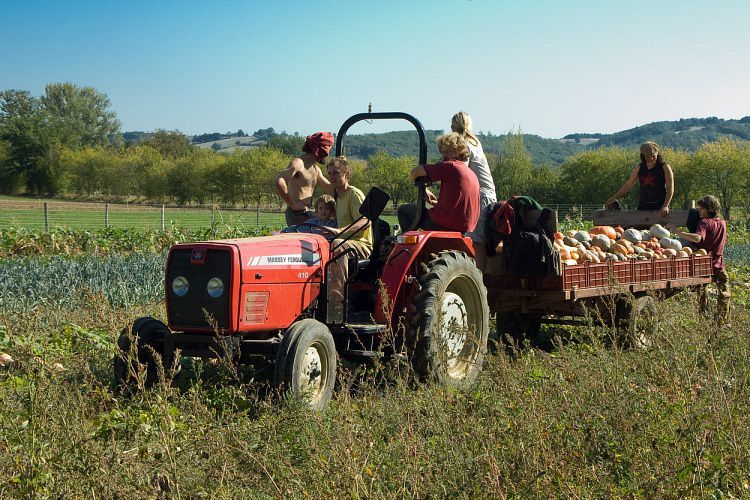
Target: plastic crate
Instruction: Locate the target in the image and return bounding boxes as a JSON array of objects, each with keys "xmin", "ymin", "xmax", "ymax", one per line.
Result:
[
  {"xmin": 693, "ymin": 254, "xmax": 713, "ymax": 276},
  {"xmin": 610, "ymin": 260, "xmax": 633, "ymax": 285},
  {"xmin": 632, "ymin": 260, "xmax": 654, "ymax": 282},
  {"xmin": 654, "ymin": 258, "xmax": 672, "ymax": 280},
  {"xmin": 674, "ymin": 256, "xmax": 691, "ymax": 278},
  {"xmin": 586, "ymin": 261, "xmax": 607, "ymax": 287},
  {"xmin": 562, "ymin": 263, "xmax": 587, "ymax": 290}
]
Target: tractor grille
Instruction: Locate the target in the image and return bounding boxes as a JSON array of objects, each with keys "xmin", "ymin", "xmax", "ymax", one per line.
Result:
[{"xmin": 167, "ymin": 248, "xmax": 232, "ymax": 331}]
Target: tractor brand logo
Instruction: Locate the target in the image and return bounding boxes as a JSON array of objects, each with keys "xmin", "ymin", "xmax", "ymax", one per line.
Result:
[
  {"xmin": 247, "ymin": 252, "xmax": 320, "ymax": 267},
  {"xmin": 191, "ymin": 247, "xmax": 207, "ymax": 264}
]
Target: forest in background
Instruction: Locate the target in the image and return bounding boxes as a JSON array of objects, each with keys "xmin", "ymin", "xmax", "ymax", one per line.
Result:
[{"xmin": 3, "ymin": 83, "xmax": 750, "ymax": 221}]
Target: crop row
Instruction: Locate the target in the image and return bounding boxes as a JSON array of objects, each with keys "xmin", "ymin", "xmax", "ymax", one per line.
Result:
[
  {"xmin": 0, "ymin": 252, "xmax": 166, "ymax": 312},
  {"xmin": 0, "ymin": 224, "xmax": 276, "ymax": 258}
]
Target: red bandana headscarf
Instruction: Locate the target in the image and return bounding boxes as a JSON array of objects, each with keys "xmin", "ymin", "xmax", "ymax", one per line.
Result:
[{"xmin": 302, "ymin": 131, "xmax": 334, "ymax": 163}]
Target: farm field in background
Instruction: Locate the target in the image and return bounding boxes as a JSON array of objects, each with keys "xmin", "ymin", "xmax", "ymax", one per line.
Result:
[{"xmin": 0, "ymin": 196, "xmax": 400, "ymax": 231}]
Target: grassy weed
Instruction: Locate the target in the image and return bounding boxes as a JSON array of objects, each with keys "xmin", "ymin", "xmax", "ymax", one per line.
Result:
[{"xmin": 1, "ymin": 290, "xmax": 750, "ymax": 496}]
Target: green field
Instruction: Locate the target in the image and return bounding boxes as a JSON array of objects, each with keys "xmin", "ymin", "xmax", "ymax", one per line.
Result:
[
  {"xmin": 1, "ymin": 204, "xmax": 284, "ymax": 231},
  {"xmin": 0, "ymin": 198, "xmax": 399, "ymax": 231}
]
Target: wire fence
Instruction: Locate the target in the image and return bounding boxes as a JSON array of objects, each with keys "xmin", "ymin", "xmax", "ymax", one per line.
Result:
[{"xmin": 1, "ymin": 200, "xmax": 606, "ymax": 231}]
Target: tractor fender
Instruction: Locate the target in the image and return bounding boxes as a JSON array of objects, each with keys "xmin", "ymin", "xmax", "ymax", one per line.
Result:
[{"xmin": 373, "ymin": 231, "xmax": 474, "ymax": 324}]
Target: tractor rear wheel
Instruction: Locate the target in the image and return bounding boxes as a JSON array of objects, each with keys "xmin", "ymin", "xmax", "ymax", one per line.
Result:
[
  {"xmin": 113, "ymin": 317, "xmax": 171, "ymax": 393},
  {"xmin": 274, "ymin": 319, "xmax": 337, "ymax": 410},
  {"xmin": 408, "ymin": 251, "xmax": 489, "ymax": 386}
]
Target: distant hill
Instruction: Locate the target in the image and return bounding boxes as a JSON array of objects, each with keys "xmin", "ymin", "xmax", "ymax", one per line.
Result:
[
  {"xmin": 563, "ymin": 116, "xmax": 750, "ymax": 151},
  {"xmin": 339, "ymin": 130, "xmax": 587, "ymax": 166},
  {"xmin": 123, "ymin": 116, "xmax": 750, "ymax": 165},
  {"xmin": 194, "ymin": 136, "xmax": 266, "ymax": 152}
]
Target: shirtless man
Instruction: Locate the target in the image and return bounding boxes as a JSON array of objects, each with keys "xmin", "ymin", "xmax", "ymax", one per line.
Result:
[{"xmin": 275, "ymin": 131, "xmax": 335, "ymax": 226}]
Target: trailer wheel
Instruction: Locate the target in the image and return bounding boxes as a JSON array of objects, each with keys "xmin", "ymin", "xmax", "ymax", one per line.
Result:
[
  {"xmin": 274, "ymin": 319, "xmax": 337, "ymax": 410},
  {"xmin": 409, "ymin": 251, "xmax": 489, "ymax": 386},
  {"xmin": 113, "ymin": 317, "xmax": 171, "ymax": 393},
  {"xmin": 495, "ymin": 313, "xmax": 545, "ymax": 350},
  {"xmin": 618, "ymin": 295, "xmax": 658, "ymax": 349}
]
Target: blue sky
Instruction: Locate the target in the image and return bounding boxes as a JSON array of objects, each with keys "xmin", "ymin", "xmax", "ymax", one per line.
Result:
[{"xmin": 2, "ymin": 0, "xmax": 748, "ymax": 138}]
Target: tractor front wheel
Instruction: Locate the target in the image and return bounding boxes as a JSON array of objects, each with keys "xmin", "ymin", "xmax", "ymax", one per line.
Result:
[
  {"xmin": 408, "ymin": 251, "xmax": 490, "ymax": 387},
  {"xmin": 113, "ymin": 317, "xmax": 172, "ymax": 393},
  {"xmin": 274, "ymin": 319, "xmax": 337, "ymax": 410}
]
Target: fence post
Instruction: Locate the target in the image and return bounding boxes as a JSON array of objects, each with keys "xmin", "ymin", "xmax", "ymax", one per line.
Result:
[
  {"xmin": 105, "ymin": 203, "xmax": 109, "ymax": 228},
  {"xmin": 161, "ymin": 205, "xmax": 165, "ymax": 231},
  {"xmin": 44, "ymin": 202, "xmax": 49, "ymax": 232}
]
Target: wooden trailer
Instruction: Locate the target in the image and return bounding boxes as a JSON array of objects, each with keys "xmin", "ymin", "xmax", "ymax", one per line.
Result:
[{"xmin": 483, "ymin": 207, "xmax": 714, "ymax": 347}]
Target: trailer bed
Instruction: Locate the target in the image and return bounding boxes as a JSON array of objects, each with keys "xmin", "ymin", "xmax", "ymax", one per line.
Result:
[{"xmin": 484, "ymin": 254, "xmax": 714, "ymax": 314}]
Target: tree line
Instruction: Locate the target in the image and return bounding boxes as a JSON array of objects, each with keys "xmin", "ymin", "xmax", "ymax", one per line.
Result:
[{"xmin": 2, "ymin": 84, "xmax": 750, "ymax": 222}]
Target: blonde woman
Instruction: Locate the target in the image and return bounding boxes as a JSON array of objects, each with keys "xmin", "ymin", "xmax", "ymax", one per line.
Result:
[{"xmin": 451, "ymin": 111, "xmax": 497, "ymax": 271}]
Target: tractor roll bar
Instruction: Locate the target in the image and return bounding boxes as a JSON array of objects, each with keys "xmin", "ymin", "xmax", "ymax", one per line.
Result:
[{"xmin": 335, "ymin": 112, "xmax": 427, "ymax": 166}]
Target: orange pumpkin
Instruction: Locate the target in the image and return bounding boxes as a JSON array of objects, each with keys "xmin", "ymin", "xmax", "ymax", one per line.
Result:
[
  {"xmin": 590, "ymin": 225, "xmax": 618, "ymax": 240},
  {"xmin": 614, "ymin": 226, "xmax": 625, "ymax": 237},
  {"xmin": 554, "ymin": 231, "xmax": 564, "ymax": 241}
]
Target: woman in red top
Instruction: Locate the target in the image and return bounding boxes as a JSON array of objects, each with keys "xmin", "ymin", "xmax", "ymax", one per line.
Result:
[
  {"xmin": 669, "ymin": 195, "xmax": 729, "ymax": 324},
  {"xmin": 397, "ymin": 133, "xmax": 480, "ymax": 233}
]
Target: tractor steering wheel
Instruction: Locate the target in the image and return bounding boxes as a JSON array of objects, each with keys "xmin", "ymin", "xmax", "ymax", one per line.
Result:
[
  {"xmin": 293, "ymin": 221, "xmax": 338, "ymax": 240},
  {"xmin": 403, "ymin": 176, "xmax": 431, "ymax": 232}
]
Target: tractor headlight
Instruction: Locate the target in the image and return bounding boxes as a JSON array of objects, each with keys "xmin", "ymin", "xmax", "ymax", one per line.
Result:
[
  {"xmin": 206, "ymin": 277, "xmax": 224, "ymax": 298},
  {"xmin": 172, "ymin": 276, "xmax": 189, "ymax": 296}
]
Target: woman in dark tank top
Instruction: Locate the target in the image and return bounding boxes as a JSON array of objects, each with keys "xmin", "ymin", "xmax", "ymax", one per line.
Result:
[
  {"xmin": 606, "ymin": 141, "xmax": 674, "ymax": 216},
  {"xmin": 637, "ymin": 156, "xmax": 668, "ymax": 210}
]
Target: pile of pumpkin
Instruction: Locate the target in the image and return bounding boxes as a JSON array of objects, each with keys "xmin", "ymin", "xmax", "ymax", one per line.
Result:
[{"xmin": 552, "ymin": 223, "xmax": 708, "ymax": 266}]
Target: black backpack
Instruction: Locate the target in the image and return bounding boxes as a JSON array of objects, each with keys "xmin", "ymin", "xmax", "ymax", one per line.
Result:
[{"xmin": 505, "ymin": 208, "xmax": 559, "ymax": 278}]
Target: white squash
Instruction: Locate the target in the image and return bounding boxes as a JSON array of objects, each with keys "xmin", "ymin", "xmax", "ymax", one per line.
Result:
[
  {"xmin": 659, "ymin": 237, "xmax": 682, "ymax": 251},
  {"xmin": 574, "ymin": 230, "xmax": 591, "ymax": 242},
  {"xmin": 677, "ymin": 237, "xmax": 692, "ymax": 248},
  {"xmin": 590, "ymin": 234, "xmax": 611, "ymax": 250},
  {"xmin": 622, "ymin": 228, "xmax": 642, "ymax": 243},
  {"xmin": 650, "ymin": 224, "xmax": 670, "ymax": 239}
]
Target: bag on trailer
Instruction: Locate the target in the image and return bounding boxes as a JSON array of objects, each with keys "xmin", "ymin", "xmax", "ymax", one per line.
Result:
[{"xmin": 505, "ymin": 208, "xmax": 559, "ymax": 278}]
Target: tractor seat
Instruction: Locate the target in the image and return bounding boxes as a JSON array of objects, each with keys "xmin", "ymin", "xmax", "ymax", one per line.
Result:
[{"xmin": 354, "ymin": 218, "xmax": 391, "ymax": 275}]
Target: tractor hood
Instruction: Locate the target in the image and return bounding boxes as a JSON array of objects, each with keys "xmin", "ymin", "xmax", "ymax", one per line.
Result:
[{"xmin": 220, "ymin": 233, "xmax": 331, "ymax": 284}]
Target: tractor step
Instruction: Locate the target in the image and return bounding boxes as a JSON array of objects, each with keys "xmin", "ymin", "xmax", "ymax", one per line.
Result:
[
  {"xmin": 341, "ymin": 349, "xmax": 384, "ymax": 359},
  {"xmin": 343, "ymin": 323, "xmax": 388, "ymax": 335}
]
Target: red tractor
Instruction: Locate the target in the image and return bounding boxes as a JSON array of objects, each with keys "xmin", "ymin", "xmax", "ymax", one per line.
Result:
[{"xmin": 115, "ymin": 112, "xmax": 490, "ymax": 409}]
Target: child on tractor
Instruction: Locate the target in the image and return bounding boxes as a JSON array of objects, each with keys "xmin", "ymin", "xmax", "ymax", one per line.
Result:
[{"xmin": 280, "ymin": 194, "xmax": 337, "ymax": 235}]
